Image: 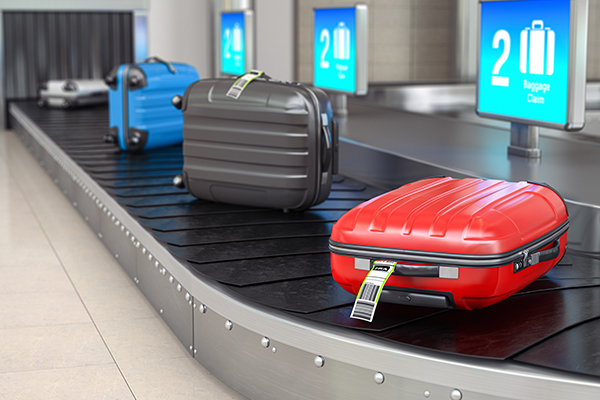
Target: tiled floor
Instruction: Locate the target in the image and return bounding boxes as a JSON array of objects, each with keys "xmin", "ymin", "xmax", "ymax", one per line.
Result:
[{"xmin": 0, "ymin": 130, "xmax": 249, "ymax": 400}]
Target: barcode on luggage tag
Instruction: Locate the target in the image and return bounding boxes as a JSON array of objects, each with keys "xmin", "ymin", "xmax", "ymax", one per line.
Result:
[
  {"xmin": 350, "ymin": 261, "xmax": 396, "ymax": 322},
  {"xmin": 226, "ymin": 70, "xmax": 264, "ymax": 99}
]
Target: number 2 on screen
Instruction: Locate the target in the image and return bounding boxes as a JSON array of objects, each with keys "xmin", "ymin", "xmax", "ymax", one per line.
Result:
[
  {"xmin": 491, "ymin": 29, "xmax": 510, "ymax": 87},
  {"xmin": 320, "ymin": 29, "xmax": 330, "ymax": 69}
]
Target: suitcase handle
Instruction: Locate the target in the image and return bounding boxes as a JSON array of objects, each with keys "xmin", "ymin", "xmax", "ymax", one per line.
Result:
[
  {"xmin": 532, "ymin": 20, "xmax": 544, "ymax": 30},
  {"xmin": 144, "ymin": 56, "xmax": 177, "ymax": 74},
  {"xmin": 321, "ymin": 115, "xmax": 332, "ymax": 172},
  {"xmin": 515, "ymin": 239, "xmax": 561, "ymax": 272},
  {"xmin": 528, "ymin": 239, "xmax": 560, "ymax": 265}
]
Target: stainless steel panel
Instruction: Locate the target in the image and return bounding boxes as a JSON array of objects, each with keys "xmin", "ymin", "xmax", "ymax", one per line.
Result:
[
  {"xmin": 136, "ymin": 247, "xmax": 194, "ymax": 355},
  {"xmin": 99, "ymin": 205, "xmax": 136, "ymax": 279}
]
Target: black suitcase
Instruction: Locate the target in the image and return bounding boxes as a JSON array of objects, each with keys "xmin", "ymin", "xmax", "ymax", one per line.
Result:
[{"xmin": 173, "ymin": 75, "xmax": 338, "ymax": 211}]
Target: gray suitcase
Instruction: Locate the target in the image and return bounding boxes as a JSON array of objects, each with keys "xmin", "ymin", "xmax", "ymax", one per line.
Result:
[
  {"xmin": 38, "ymin": 79, "xmax": 108, "ymax": 109},
  {"xmin": 172, "ymin": 77, "xmax": 338, "ymax": 211}
]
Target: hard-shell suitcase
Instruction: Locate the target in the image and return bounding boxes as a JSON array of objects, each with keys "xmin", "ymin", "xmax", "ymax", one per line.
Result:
[
  {"xmin": 172, "ymin": 75, "xmax": 338, "ymax": 211},
  {"xmin": 38, "ymin": 79, "xmax": 108, "ymax": 109},
  {"xmin": 329, "ymin": 177, "xmax": 569, "ymax": 310},
  {"xmin": 104, "ymin": 57, "xmax": 199, "ymax": 151}
]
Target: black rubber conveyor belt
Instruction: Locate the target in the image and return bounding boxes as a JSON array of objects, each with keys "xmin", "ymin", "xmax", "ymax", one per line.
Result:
[{"xmin": 11, "ymin": 101, "xmax": 600, "ymax": 379}]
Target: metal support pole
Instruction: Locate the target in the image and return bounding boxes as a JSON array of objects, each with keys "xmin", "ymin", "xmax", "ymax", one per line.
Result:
[
  {"xmin": 330, "ymin": 93, "xmax": 348, "ymax": 119},
  {"xmin": 508, "ymin": 122, "xmax": 541, "ymax": 158}
]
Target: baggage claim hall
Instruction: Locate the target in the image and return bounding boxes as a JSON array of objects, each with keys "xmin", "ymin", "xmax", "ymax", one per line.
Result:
[{"xmin": 1, "ymin": 1, "xmax": 600, "ymax": 399}]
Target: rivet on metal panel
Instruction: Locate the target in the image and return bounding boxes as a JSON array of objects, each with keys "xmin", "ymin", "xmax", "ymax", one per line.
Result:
[
  {"xmin": 161, "ymin": 268, "xmax": 166, "ymax": 276},
  {"xmin": 314, "ymin": 356, "xmax": 324, "ymax": 368},
  {"xmin": 189, "ymin": 345, "xmax": 193, "ymax": 351},
  {"xmin": 103, "ymin": 207, "xmax": 107, "ymax": 213},
  {"xmin": 450, "ymin": 389, "xmax": 462, "ymax": 400},
  {"xmin": 185, "ymin": 293, "xmax": 191, "ymax": 301},
  {"xmin": 108, "ymin": 211, "xmax": 112, "ymax": 217},
  {"xmin": 188, "ymin": 300, "xmax": 193, "ymax": 306},
  {"xmin": 126, "ymin": 230, "xmax": 130, "ymax": 237},
  {"xmin": 159, "ymin": 309, "xmax": 163, "ymax": 314},
  {"xmin": 169, "ymin": 276, "xmax": 174, "ymax": 284},
  {"xmin": 135, "ymin": 242, "xmax": 140, "ymax": 248},
  {"xmin": 98, "ymin": 233, "xmax": 103, "ymax": 239},
  {"xmin": 176, "ymin": 283, "xmax": 182, "ymax": 292},
  {"xmin": 148, "ymin": 254, "xmax": 153, "ymax": 261},
  {"xmin": 225, "ymin": 320, "xmax": 233, "ymax": 330},
  {"xmin": 272, "ymin": 347, "xmax": 277, "ymax": 353},
  {"xmin": 155, "ymin": 261, "xmax": 160, "ymax": 268},
  {"xmin": 374, "ymin": 372, "xmax": 385, "ymax": 385},
  {"xmin": 424, "ymin": 391, "xmax": 431, "ymax": 398},
  {"xmin": 115, "ymin": 254, "xmax": 119, "ymax": 259},
  {"xmin": 193, "ymin": 303, "xmax": 197, "ymax": 309},
  {"xmin": 194, "ymin": 349, "xmax": 197, "ymax": 355},
  {"xmin": 199, "ymin": 304, "xmax": 207, "ymax": 313},
  {"xmin": 116, "ymin": 221, "xmax": 121, "ymax": 227},
  {"xmin": 142, "ymin": 248, "xmax": 147, "ymax": 255},
  {"xmin": 111, "ymin": 215, "xmax": 116, "ymax": 222},
  {"xmin": 261, "ymin": 337, "xmax": 270, "ymax": 348},
  {"xmin": 131, "ymin": 236, "xmax": 136, "ymax": 243}
]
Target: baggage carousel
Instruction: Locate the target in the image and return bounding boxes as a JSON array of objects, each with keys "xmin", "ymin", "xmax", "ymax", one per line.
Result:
[{"xmin": 8, "ymin": 99, "xmax": 600, "ymax": 399}]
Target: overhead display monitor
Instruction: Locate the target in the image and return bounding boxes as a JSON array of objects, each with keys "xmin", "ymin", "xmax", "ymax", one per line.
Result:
[
  {"xmin": 477, "ymin": 0, "xmax": 588, "ymax": 130},
  {"xmin": 220, "ymin": 10, "xmax": 255, "ymax": 76},
  {"xmin": 313, "ymin": 5, "xmax": 368, "ymax": 95}
]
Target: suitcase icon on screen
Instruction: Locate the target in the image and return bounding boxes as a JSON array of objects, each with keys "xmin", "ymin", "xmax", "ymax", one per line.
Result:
[
  {"xmin": 334, "ymin": 22, "xmax": 350, "ymax": 60},
  {"xmin": 520, "ymin": 20, "xmax": 555, "ymax": 75},
  {"xmin": 233, "ymin": 23, "xmax": 242, "ymax": 52}
]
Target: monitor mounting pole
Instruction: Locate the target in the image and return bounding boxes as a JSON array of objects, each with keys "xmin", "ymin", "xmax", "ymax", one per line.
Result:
[
  {"xmin": 508, "ymin": 122, "xmax": 541, "ymax": 158},
  {"xmin": 330, "ymin": 93, "xmax": 348, "ymax": 118}
]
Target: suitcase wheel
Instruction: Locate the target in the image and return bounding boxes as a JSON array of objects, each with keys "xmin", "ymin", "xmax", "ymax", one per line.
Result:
[
  {"xmin": 172, "ymin": 95, "xmax": 183, "ymax": 110},
  {"xmin": 173, "ymin": 175, "xmax": 185, "ymax": 189}
]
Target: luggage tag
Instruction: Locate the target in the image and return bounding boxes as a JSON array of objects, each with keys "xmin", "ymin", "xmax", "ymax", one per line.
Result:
[
  {"xmin": 226, "ymin": 70, "xmax": 264, "ymax": 99},
  {"xmin": 350, "ymin": 261, "xmax": 396, "ymax": 322}
]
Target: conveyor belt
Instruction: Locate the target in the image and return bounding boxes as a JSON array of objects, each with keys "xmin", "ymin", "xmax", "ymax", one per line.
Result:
[{"xmin": 10, "ymin": 101, "xmax": 600, "ymax": 381}]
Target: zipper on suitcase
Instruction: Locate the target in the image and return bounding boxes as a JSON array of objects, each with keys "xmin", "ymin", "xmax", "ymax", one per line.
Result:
[{"xmin": 330, "ymin": 219, "xmax": 569, "ymax": 269}]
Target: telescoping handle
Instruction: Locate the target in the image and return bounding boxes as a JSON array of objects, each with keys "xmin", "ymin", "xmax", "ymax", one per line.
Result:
[{"xmin": 144, "ymin": 56, "xmax": 177, "ymax": 74}]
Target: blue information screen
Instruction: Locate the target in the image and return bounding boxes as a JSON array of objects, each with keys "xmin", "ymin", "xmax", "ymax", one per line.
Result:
[
  {"xmin": 221, "ymin": 12, "xmax": 246, "ymax": 76},
  {"xmin": 314, "ymin": 7, "xmax": 357, "ymax": 93},
  {"xmin": 478, "ymin": 0, "xmax": 571, "ymax": 126}
]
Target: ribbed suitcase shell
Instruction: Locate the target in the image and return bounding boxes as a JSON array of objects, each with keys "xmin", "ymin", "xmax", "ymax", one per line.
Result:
[
  {"xmin": 330, "ymin": 177, "xmax": 569, "ymax": 310},
  {"xmin": 178, "ymin": 78, "xmax": 335, "ymax": 211},
  {"xmin": 107, "ymin": 61, "xmax": 199, "ymax": 151},
  {"xmin": 39, "ymin": 80, "xmax": 108, "ymax": 109}
]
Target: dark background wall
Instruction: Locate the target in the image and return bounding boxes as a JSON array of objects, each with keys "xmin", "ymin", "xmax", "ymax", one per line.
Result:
[{"xmin": 3, "ymin": 11, "xmax": 134, "ymax": 100}]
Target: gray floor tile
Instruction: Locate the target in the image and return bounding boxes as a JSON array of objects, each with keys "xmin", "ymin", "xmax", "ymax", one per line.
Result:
[
  {"xmin": 0, "ymin": 323, "xmax": 114, "ymax": 373},
  {"xmin": 0, "ymin": 291, "xmax": 91, "ymax": 329},
  {"xmin": 0, "ymin": 364, "xmax": 135, "ymax": 400},
  {"xmin": 95, "ymin": 317, "xmax": 190, "ymax": 362},
  {"xmin": 121, "ymin": 357, "xmax": 248, "ymax": 400}
]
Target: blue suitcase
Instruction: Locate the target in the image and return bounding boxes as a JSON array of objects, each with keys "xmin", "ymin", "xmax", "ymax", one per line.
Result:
[{"xmin": 104, "ymin": 57, "xmax": 199, "ymax": 151}]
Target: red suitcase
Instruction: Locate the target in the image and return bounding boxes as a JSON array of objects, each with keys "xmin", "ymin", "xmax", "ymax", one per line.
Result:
[{"xmin": 329, "ymin": 177, "xmax": 569, "ymax": 310}]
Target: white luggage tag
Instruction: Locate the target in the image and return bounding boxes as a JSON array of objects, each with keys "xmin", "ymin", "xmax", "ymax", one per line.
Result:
[
  {"xmin": 226, "ymin": 70, "xmax": 264, "ymax": 99},
  {"xmin": 350, "ymin": 260, "xmax": 396, "ymax": 322}
]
